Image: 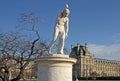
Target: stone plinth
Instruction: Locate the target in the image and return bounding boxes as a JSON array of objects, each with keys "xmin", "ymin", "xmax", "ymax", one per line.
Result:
[{"xmin": 36, "ymin": 54, "xmax": 76, "ymax": 81}]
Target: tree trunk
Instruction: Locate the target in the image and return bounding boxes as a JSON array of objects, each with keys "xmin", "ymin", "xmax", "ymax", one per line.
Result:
[
  {"xmin": 10, "ymin": 75, "xmax": 20, "ymax": 81},
  {"xmin": 0, "ymin": 76, "xmax": 9, "ymax": 81},
  {"xmin": 0, "ymin": 70, "xmax": 9, "ymax": 81},
  {"xmin": 10, "ymin": 68, "xmax": 24, "ymax": 81}
]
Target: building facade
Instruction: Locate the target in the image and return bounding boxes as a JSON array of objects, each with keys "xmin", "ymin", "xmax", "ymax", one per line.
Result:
[{"xmin": 70, "ymin": 43, "xmax": 120, "ymax": 78}]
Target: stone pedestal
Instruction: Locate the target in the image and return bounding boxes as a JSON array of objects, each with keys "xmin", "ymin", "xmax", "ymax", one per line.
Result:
[{"xmin": 36, "ymin": 54, "xmax": 76, "ymax": 81}]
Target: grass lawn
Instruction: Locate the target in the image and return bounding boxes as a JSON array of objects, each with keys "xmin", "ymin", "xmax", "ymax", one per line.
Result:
[
  {"xmin": 20, "ymin": 80, "xmax": 120, "ymax": 81},
  {"xmin": 79, "ymin": 80, "xmax": 120, "ymax": 81}
]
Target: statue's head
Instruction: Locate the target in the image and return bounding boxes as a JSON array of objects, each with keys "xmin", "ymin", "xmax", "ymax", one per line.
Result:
[{"xmin": 63, "ymin": 4, "xmax": 70, "ymax": 17}]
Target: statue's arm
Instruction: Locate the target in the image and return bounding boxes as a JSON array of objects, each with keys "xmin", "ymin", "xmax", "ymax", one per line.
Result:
[
  {"xmin": 65, "ymin": 18, "xmax": 69, "ymax": 38},
  {"xmin": 54, "ymin": 12, "xmax": 61, "ymax": 27}
]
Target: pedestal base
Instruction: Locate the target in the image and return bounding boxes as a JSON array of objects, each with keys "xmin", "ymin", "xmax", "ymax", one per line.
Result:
[{"xmin": 36, "ymin": 54, "xmax": 76, "ymax": 81}]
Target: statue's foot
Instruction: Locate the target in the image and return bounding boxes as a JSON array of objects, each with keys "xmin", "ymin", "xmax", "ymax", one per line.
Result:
[
  {"xmin": 46, "ymin": 47, "xmax": 51, "ymax": 54},
  {"xmin": 57, "ymin": 51, "xmax": 63, "ymax": 54},
  {"xmin": 48, "ymin": 50, "xmax": 51, "ymax": 54}
]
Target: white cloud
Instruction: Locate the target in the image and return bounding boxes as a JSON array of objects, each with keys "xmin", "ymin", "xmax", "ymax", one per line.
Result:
[{"xmin": 89, "ymin": 44, "xmax": 120, "ymax": 61}]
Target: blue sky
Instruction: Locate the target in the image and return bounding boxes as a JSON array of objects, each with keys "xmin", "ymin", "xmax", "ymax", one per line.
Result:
[{"xmin": 0, "ymin": 0, "xmax": 120, "ymax": 60}]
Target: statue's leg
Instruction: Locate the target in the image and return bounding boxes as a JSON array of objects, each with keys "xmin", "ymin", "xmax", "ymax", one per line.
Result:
[
  {"xmin": 57, "ymin": 31, "xmax": 65, "ymax": 54},
  {"xmin": 48, "ymin": 28, "xmax": 59, "ymax": 54}
]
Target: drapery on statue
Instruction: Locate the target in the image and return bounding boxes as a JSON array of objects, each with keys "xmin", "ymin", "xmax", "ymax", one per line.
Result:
[{"xmin": 48, "ymin": 4, "xmax": 70, "ymax": 54}]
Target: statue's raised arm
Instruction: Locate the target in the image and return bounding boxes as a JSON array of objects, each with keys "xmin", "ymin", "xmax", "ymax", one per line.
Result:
[{"xmin": 48, "ymin": 4, "xmax": 70, "ymax": 54}]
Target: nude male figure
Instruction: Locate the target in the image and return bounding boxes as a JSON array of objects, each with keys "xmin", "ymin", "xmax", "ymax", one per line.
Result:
[{"xmin": 48, "ymin": 4, "xmax": 70, "ymax": 54}]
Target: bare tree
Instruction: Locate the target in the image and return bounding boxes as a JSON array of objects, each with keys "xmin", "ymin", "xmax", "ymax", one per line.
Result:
[
  {"xmin": 90, "ymin": 71, "xmax": 99, "ymax": 81},
  {"xmin": 0, "ymin": 12, "xmax": 47, "ymax": 81}
]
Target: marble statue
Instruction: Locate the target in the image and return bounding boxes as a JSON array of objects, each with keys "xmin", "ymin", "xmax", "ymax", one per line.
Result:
[{"xmin": 48, "ymin": 4, "xmax": 70, "ymax": 54}]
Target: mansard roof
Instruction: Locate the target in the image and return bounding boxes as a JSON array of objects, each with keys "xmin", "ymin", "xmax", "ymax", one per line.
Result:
[
  {"xmin": 70, "ymin": 43, "xmax": 90, "ymax": 57},
  {"xmin": 94, "ymin": 58, "xmax": 120, "ymax": 64}
]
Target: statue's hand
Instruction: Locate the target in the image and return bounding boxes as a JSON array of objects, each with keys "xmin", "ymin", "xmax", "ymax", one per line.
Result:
[{"xmin": 65, "ymin": 33, "xmax": 68, "ymax": 38}]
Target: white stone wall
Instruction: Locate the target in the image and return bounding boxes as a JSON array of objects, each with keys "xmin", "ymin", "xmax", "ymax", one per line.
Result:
[{"xmin": 36, "ymin": 54, "xmax": 76, "ymax": 81}]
